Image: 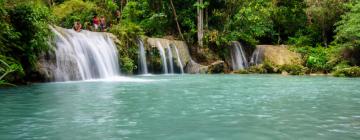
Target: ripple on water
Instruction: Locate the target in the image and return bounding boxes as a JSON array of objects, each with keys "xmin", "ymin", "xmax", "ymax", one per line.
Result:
[{"xmin": 0, "ymin": 75, "xmax": 360, "ymax": 139}]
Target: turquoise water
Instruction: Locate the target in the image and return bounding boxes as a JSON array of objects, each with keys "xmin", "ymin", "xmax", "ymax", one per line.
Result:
[{"xmin": 0, "ymin": 75, "xmax": 360, "ymax": 140}]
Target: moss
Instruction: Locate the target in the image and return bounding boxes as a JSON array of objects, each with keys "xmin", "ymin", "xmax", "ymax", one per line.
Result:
[
  {"xmin": 333, "ymin": 66, "xmax": 360, "ymax": 77},
  {"xmin": 237, "ymin": 60, "xmax": 308, "ymax": 75},
  {"xmin": 233, "ymin": 69, "xmax": 250, "ymax": 74},
  {"xmin": 247, "ymin": 65, "xmax": 267, "ymax": 74},
  {"xmin": 279, "ymin": 64, "xmax": 308, "ymax": 75}
]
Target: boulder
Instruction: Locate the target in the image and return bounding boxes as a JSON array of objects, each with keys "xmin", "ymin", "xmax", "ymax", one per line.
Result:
[
  {"xmin": 251, "ymin": 45, "xmax": 302, "ymax": 66},
  {"xmin": 207, "ymin": 61, "xmax": 225, "ymax": 74}
]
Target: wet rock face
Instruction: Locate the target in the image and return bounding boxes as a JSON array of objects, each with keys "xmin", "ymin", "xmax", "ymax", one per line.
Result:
[
  {"xmin": 36, "ymin": 52, "xmax": 57, "ymax": 82},
  {"xmin": 146, "ymin": 38, "xmax": 194, "ymax": 74},
  {"xmin": 207, "ymin": 61, "xmax": 225, "ymax": 74},
  {"xmin": 251, "ymin": 45, "xmax": 302, "ymax": 66},
  {"xmin": 184, "ymin": 60, "xmax": 225, "ymax": 74},
  {"xmin": 184, "ymin": 60, "xmax": 207, "ymax": 74}
]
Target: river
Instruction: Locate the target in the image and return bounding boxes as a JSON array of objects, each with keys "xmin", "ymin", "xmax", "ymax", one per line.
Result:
[{"xmin": 0, "ymin": 75, "xmax": 359, "ymax": 139}]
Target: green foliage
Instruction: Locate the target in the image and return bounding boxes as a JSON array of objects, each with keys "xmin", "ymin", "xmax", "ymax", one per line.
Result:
[
  {"xmin": 120, "ymin": 56, "xmax": 135, "ymax": 74},
  {"xmin": 291, "ymin": 46, "xmax": 339, "ymax": 73},
  {"xmin": 333, "ymin": 60, "xmax": 351, "ymax": 71},
  {"xmin": 121, "ymin": 1, "xmax": 149, "ymax": 22},
  {"xmin": 109, "ymin": 21, "xmax": 143, "ymax": 74},
  {"xmin": 279, "ymin": 64, "xmax": 308, "ymax": 75},
  {"xmin": 8, "ymin": 2, "xmax": 53, "ymax": 68},
  {"xmin": 121, "ymin": 1, "xmax": 170, "ymax": 37},
  {"xmin": 140, "ymin": 13, "xmax": 168, "ymax": 36},
  {"xmin": 52, "ymin": 0, "xmax": 97, "ymax": 28},
  {"xmin": 224, "ymin": 1, "xmax": 273, "ymax": 45},
  {"xmin": 335, "ymin": 2, "xmax": 360, "ymax": 48},
  {"xmin": 0, "ymin": 55, "xmax": 24, "ymax": 86},
  {"xmin": 0, "ymin": 1, "xmax": 53, "ymax": 84},
  {"xmin": 305, "ymin": 0, "xmax": 349, "ymax": 46},
  {"xmin": 110, "ymin": 21, "xmax": 143, "ymax": 44},
  {"xmin": 333, "ymin": 66, "xmax": 360, "ymax": 77},
  {"xmin": 271, "ymin": 0, "xmax": 307, "ymax": 44},
  {"xmin": 287, "ymin": 32, "xmax": 313, "ymax": 47}
]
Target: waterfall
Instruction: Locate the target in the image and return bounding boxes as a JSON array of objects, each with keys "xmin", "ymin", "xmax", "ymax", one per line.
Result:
[
  {"xmin": 156, "ymin": 41, "xmax": 168, "ymax": 74},
  {"xmin": 172, "ymin": 44, "xmax": 184, "ymax": 74},
  {"xmin": 250, "ymin": 46, "xmax": 263, "ymax": 65},
  {"xmin": 166, "ymin": 45, "xmax": 175, "ymax": 74},
  {"xmin": 51, "ymin": 26, "xmax": 120, "ymax": 81},
  {"xmin": 138, "ymin": 39, "xmax": 148, "ymax": 74},
  {"xmin": 230, "ymin": 41, "xmax": 248, "ymax": 70}
]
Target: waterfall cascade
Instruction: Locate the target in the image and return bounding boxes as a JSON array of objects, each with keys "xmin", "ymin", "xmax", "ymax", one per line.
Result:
[
  {"xmin": 230, "ymin": 41, "xmax": 248, "ymax": 70},
  {"xmin": 138, "ymin": 39, "xmax": 148, "ymax": 74},
  {"xmin": 51, "ymin": 26, "xmax": 120, "ymax": 81},
  {"xmin": 156, "ymin": 41, "xmax": 169, "ymax": 74},
  {"xmin": 172, "ymin": 44, "xmax": 184, "ymax": 74},
  {"xmin": 250, "ymin": 46, "xmax": 264, "ymax": 65},
  {"xmin": 154, "ymin": 40, "xmax": 186, "ymax": 74},
  {"xmin": 166, "ymin": 46, "xmax": 175, "ymax": 73}
]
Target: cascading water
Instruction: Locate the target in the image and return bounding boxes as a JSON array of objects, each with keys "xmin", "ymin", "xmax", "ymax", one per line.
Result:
[
  {"xmin": 172, "ymin": 44, "xmax": 184, "ymax": 74},
  {"xmin": 156, "ymin": 41, "xmax": 168, "ymax": 74},
  {"xmin": 250, "ymin": 46, "xmax": 263, "ymax": 65},
  {"xmin": 230, "ymin": 41, "xmax": 248, "ymax": 70},
  {"xmin": 166, "ymin": 45, "xmax": 175, "ymax": 74},
  {"xmin": 138, "ymin": 39, "xmax": 148, "ymax": 74},
  {"xmin": 51, "ymin": 26, "xmax": 120, "ymax": 81}
]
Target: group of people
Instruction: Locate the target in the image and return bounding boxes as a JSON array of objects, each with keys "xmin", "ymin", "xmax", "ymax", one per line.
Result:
[
  {"xmin": 73, "ymin": 10, "xmax": 121, "ymax": 32},
  {"xmin": 73, "ymin": 15, "xmax": 107, "ymax": 32}
]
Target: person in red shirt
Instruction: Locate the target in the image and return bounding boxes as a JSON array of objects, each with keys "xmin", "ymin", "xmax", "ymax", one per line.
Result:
[{"xmin": 93, "ymin": 15, "xmax": 100, "ymax": 31}]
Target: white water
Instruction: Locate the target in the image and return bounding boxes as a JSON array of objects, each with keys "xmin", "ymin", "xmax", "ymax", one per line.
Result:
[
  {"xmin": 172, "ymin": 44, "xmax": 184, "ymax": 74},
  {"xmin": 231, "ymin": 41, "xmax": 248, "ymax": 70},
  {"xmin": 250, "ymin": 47, "xmax": 262, "ymax": 65},
  {"xmin": 166, "ymin": 45, "xmax": 175, "ymax": 73},
  {"xmin": 138, "ymin": 39, "xmax": 148, "ymax": 74},
  {"xmin": 51, "ymin": 27, "xmax": 120, "ymax": 81},
  {"xmin": 156, "ymin": 41, "xmax": 168, "ymax": 74}
]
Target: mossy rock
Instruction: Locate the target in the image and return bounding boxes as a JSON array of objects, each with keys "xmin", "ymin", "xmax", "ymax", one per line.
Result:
[
  {"xmin": 247, "ymin": 65, "xmax": 267, "ymax": 74},
  {"xmin": 233, "ymin": 69, "xmax": 250, "ymax": 74},
  {"xmin": 207, "ymin": 61, "xmax": 225, "ymax": 74},
  {"xmin": 279, "ymin": 64, "xmax": 308, "ymax": 75}
]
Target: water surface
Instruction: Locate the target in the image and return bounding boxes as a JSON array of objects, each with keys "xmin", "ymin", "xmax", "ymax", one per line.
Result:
[{"xmin": 0, "ymin": 75, "xmax": 359, "ymax": 139}]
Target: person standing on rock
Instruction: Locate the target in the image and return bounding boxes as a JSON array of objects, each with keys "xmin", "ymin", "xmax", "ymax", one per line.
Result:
[
  {"xmin": 73, "ymin": 21, "xmax": 82, "ymax": 32},
  {"xmin": 93, "ymin": 15, "xmax": 100, "ymax": 31},
  {"xmin": 100, "ymin": 16, "xmax": 107, "ymax": 32}
]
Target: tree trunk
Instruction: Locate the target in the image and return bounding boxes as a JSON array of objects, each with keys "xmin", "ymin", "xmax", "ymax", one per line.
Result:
[
  {"xmin": 169, "ymin": 0, "xmax": 185, "ymax": 40},
  {"xmin": 197, "ymin": 0, "xmax": 204, "ymax": 47},
  {"xmin": 205, "ymin": 7, "xmax": 208, "ymax": 30},
  {"xmin": 321, "ymin": 16, "xmax": 328, "ymax": 47}
]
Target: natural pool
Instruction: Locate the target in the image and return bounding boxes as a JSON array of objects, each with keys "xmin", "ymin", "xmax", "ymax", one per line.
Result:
[{"xmin": 0, "ymin": 75, "xmax": 359, "ymax": 140}]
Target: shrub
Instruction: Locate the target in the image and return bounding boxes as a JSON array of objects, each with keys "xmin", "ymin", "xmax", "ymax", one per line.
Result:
[
  {"xmin": 110, "ymin": 21, "xmax": 143, "ymax": 74},
  {"xmin": 333, "ymin": 66, "xmax": 360, "ymax": 77},
  {"xmin": 120, "ymin": 57, "xmax": 135, "ymax": 74},
  {"xmin": 0, "ymin": 55, "xmax": 24, "ymax": 86},
  {"xmin": 279, "ymin": 64, "xmax": 308, "ymax": 75},
  {"xmin": 8, "ymin": 2, "xmax": 53, "ymax": 70},
  {"xmin": 52, "ymin": 0, "xmax": 97, "ymax": 28},
  {"xmin": 291, "ymin": 46, "xmax": 340, "ymax": 73}
]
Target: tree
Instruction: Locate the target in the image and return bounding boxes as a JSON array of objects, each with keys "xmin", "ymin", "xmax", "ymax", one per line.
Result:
[
  {"xmin": 196, "ymin": 0, "xmax": 204, "ymax": 47},
  {"xmin": 305, "ymin": 0, "xmax": 348, "ymax": 47},
  {"xmin": 335, "ymin": 2, "xmax": 360, "ymax": 48},
  {"xmin": 169, "ymin": 0, "xmax": 184, "ymax": 40},
  {"xmin": 271, "ymin": 0, "xmax": 307, "ymax": 44}
]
